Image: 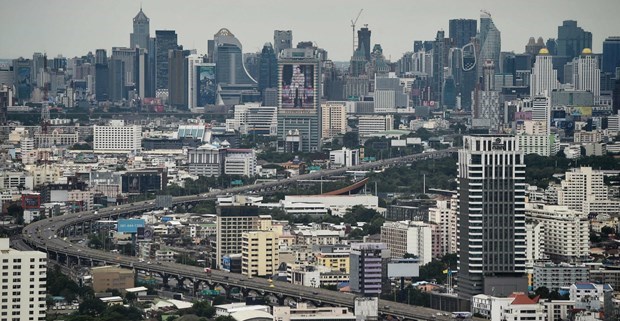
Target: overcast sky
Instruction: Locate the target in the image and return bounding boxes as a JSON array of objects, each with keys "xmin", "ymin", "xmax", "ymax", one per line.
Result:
[{"xmin": 1, "ymin": 0, "xmax": 619, "ymax": 62}]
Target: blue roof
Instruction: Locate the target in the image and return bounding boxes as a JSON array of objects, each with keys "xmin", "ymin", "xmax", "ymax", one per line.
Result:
[{"xmin": 574, "ymin": 283, "xmax": 596, "ymax": 290}]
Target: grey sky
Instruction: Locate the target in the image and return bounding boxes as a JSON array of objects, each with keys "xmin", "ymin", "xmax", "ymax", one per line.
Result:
[{"xmin": 1, "ymin": 0, "xmax": 619, "ymax": 61}]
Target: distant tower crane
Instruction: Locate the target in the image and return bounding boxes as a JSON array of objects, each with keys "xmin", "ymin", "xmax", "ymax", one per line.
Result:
[{"xmin": 351, "ymin": 9, "xmax": 363, "ymax": 54}]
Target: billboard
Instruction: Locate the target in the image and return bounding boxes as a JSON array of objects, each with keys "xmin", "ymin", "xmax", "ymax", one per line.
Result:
[
  {"xmin": 281, "ymin": 64, "xmax": 315, "ymax": 108},
  {"xmin": 387, "ymin": 259, "xmax": 420, "ymax": 278},
  {"xmin": 21, "ymin": 194, "xmax": 41, "ymax": 210},
  {"xmin": 222, "ymin": 256, "xmax": 231, "ymax": 272},
  {"xmin": 197, "ymin": 65, "xmax": 216, "ymax": 106},
  {"xmin": 117, "ymin": 219, "xmax": 145, "ymax": 233}
]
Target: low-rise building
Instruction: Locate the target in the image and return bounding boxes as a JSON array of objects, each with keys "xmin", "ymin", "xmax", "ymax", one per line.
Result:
[
  {"xmin": 273, "ymin": 303, "xmax": 356, "ymax": 321},
  {"xmin": 380, "ymin": 220, "xmax": 432, "ymax": 265},
  {"xmin": 91, "ymin": 266, "xmax": 135, "ymax": 292},
  {"xmin": 533, "ymin": 262, "xmax": 589, "ymax": 291}
]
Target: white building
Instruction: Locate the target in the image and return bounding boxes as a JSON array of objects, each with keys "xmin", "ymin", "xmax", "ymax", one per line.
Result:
[
  {"xmin": 525, "ymin": 221, "xmax": 545, "ymax": 271},
  {"xmin": 329, "ymin": 148, "xmax": 360, "ymax": 167},
  {"xmin": 273, "ymin": 303, "xmax": 356, "ymax": 321},
  {"xmin": 427, "ymin": 199, "xmax": 457, "ymax": 256},
  {"xmin": 569, "ymin": 283, "xmax": 613, "ymax": 307},
  {"xmin": 0, "ymin": 238, "xmax": 47, "ymax": 321},
  {"xmin": 474, "ymin": 293, "xmax": 545, "ymax": 321},
  {"xmin": 358, "ymin": 115, "xmax": 393, "ymax": 137},
  {"xmin": 93, "ymin": 121, "xmax": 142, "ymax": 153},
  {"xmin": 187, "ymin": 144, "xmax": 224, "ymax": 177},
  {"xmin": 214, "ymin": 303, "xmax": 271, "ymax": 317},
  {"xmin": 525, "ymin": 203, "xmax": 589, "ymax": 261},
  {"xmin": 530, "ymin": 48, "xmax": 558, "ymax": 97},
  {"xmin": 321, "ymin": 102, "xmax": 347, "ymax": 139},
  {"xmin": 380, "ymin": 220, "xmax": 432, "ymax": 265},
  {"xmin": 233, "ymin": 103, "xmax": 278, "ymax": 136},
  {"xmin": 572, "ymin": 49, "xmax": 600, "ymax": 103},
  {"xmin": 533, "ymin": 262, "xmax": 589, "ymax": 291},
  {"xmin": 224, "ymin": 149, "xmax": 256, "ymax": 177},
  {"xmin": 558, "ymin": 167, "xmax": 612, "ymax": 214},
  {"xmin": 283, "ymin": 195, "xmax": 379, "ymax": 217}
]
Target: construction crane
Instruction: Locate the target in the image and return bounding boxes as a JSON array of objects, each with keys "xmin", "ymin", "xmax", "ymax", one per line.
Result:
[{"xmin": 350, "ymin": 9, "xmax": 363, "ymax": 54}]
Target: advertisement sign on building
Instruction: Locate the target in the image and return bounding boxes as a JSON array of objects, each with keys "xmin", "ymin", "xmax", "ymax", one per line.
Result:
[
  {"xmin": 197, "ymin": 64, "xmax": 216, "ymax": 106},
  {"xmin": 280, "ymin": 64, "xmax": 315, "ymax": 109},
  {"xmin": 117, "ymin": 219, "xmax": 145, "ymax": 233}
]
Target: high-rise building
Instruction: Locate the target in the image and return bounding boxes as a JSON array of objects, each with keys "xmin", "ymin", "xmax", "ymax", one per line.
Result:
[
  {"xmin": 321, "ymin": 101, "xmax": 346, "ymax": 139},
  {"xmin": 242, "ymin": 230, "xmax": 279, "ymax": 277},
  {"xmin": 457, "ymin": 135, "xmax": 527, "ymax": 298},
  {"xmin": 357, "ymin": 27, "xmax": 371, "ymax": 61},
  {"xmin": 274, "ymin": 30, "xmax": 293, "ymax": 55},
  {"xmin": 432, "ymin": 30, "xmax": 447, "ymax": 106},
  {"xmin": 277, "ymin": 48, "xmax": 321, "ymax": 152},
  {"xmin": 213, "ymin": 28, "xmax": 257, "ymax": 86},
  {"xmin": 557, "ymin": 167, "xmax": 611, "ymax": 214},
  {"xmin": 380, "ymin": 220, "xmax": 432, "ymax": 265},
  {"xmin": 478, "ymin": 11, "xmax": 501, "ymax": 78},
  {"xmin": 13, "ymin": 58, "xmax": 32, "ymax": 103},
  {"xmin": 93, "ymin": 121, "xmax": 142, "ymax": 153},
  {"xmin": 349, "ymin": 243, "xmax": 390, "ymax": 297},
  {"xmin": 168, "ymin": 49, "xmax": 187, "ymax": 108},
  {"xmin": 358, "ymin": 114, "xmax": 393, "ymax": 137},
  {"xmin": 130, "ymin": 7, "xmax": 149, "ymax": 49},
  {"xmin": 530, "ymin": 48, "xmax": 558, "ymax": 97},
  {"xmin": 449, "ymin": 19, "xmax": 477, "ymax": 49},
  {"xmin": 428, "ymin": 199, "xmax": 458, "ymax": 257},
  {"xmin": 186, "ymin": 54, "xmax": 208, "ymax": 109},
  {"xmin": 155, "ymin": 30, "xmax": 178, "ymax": 90},
  {"xmin": 602, "ymin": 36, "xmax": 620, "ymax": 75},
  {"xmin": 525, "ymin": 37, "xmax": 546, "ymax": 56},
  {"xmin": 108, "ymin": 59, "xmax": 125, "ymax": 101},
  {"xmin": 557, "ymin": 20, "xmax": 592, "ymax": 59},
  {"xmin": 0, "ymin": 238, "xmax": 47, "ymax": 321},
  {"xmin": 259, "ymin": 43, "xmax": 278, "ymax": 94},
  {"xmin": 473, "ymin": 60, "xmax": 501, "ymax": 131},
  {"xmin": 572, "ymin": 49, "xmax": 601, "ymax": 102},
  {"xmin": 134, "ymin": 47, "xmax": 148, "ymax": 99},
  {"xmin": 216, "ymin": 197, "xmax": 272, "ymax": 268}
]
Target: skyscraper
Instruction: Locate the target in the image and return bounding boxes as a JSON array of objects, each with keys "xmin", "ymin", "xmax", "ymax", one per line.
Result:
[
  {"xmin": 134, "ymin": 47, "xmax": 148, "ymax": 99},
  {"xmin": 457, "ymin": 135, "xmax": 527, "ymax": 298},
  {"xmin": 130, "ymin": 7, "xmax": 150, "ymax": 49},
  {"xmin": 13, "ymin": 58, "xmax": 32, "ymax": 103},
  {"xmin": 168, "ymin": 49, "xmax": 187, "ymax": 108},
  {"xmin": 449, "ymin": 19, "xmax": 477, "ymax": 49},
  {"xmin": 473, "ymin": 60, "xmax": 501, "ymax": 131},
  {"xmin": 433, "ymin": 30, "xmax": 447, "ymax": 106},
  {"xmin": 277, "ymin": 48, "xmax": 321, "ymax": 152},
  {"xmin": 155, "ymin": 30, "xmax": 178, "ymax": 90},
  {"xmin": 213, "ymin": 28, "xmax": 257, "ymax": 86},
  {"xmin": 478, "ymin": 11, "xmax": 501, "ymax": 77},
  {"xmin": 573, "ymin": 48, "xmax": 600, "ymax": 102},
  {"xmin": 258, "ymin": 43, "xmax": 278, "ymax": 94},
  {"xmin": 602, "ymin": 36, "xmax": 620, "ymax": 75},
  {"xmin": 274, "ymin": 30, "xmax": 292, "ymax": 55},
  {"xmin": 557, "ymin": 20, "xmax": 592, "ymax": 59},
  {"xmin": 530, "ymin": 48, "xmax": 558, "ymax": 97},
  {"xmin": 357, "ymin": 27, "xmax": 371, "ymax": 61}
]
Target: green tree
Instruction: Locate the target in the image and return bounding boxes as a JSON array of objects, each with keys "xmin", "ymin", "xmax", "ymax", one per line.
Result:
[
  {"xmin": 343, "ymin": 132, "xmax": 359, "ymax": 148},
  {"xmin": 601, "ymin": 226, "xmax": 616, "ymax": 237},
  {"xmin": 533, "ymin": 286, "xmax": 550, "ymax": 299},
  {"xmin": 215, "ymin": 316, "xmax": 236, "ymax": 321},
  {"xmin": 189, "ymin": 301, "xmax": 216, "ymax": 318},
  {"xmin": 78, "ymin": 298, "xmax": 107, "ymax": 316}
]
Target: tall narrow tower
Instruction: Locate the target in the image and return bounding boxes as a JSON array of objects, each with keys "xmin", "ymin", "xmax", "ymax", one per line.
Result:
[
  {"xmin": 457, "ymin": 135, "xmax": 528, "ymax": 298},
  {"xmin": 530, "ymin": 48, "xmax": 558, "ymax": 97},
  {"xmin": 130, "ymin": 7, "xmax": 150, "ymax": 49}
]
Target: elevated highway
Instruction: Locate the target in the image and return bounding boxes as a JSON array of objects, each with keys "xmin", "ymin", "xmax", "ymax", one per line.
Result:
[{"xmin": 22, "ymin": 149, "xmax": 480, "ymax": 321}]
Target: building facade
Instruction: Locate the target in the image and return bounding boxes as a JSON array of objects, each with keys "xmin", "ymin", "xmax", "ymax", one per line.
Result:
[
  {"xmin": 93, "ymin": 123, "xmax": 142, "ymax": 153},
  {"xmin": 242, "ymin": 230, "xmax": 279, "ymax": 277},
  {"xmin": 380, "ymin": 220, "xmax": 432, "ymax": 265},
  {"xmin": 349, "ymin": 243, "xmax": 390, "ymax": 297}
]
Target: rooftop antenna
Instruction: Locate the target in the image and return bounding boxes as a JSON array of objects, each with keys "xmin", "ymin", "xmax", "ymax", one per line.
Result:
[{"xmin": 350, "ymin": 9, "xmax": 363, "ymax": 54}]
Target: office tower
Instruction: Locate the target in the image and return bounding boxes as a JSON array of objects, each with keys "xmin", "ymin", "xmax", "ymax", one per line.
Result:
[
  {"xmin": 531, "ymin": 95, "xmax": 551, "ymax": 136},
  {"xmin": 478, "ymin": 11, "xmax": 501, "ymax": 77},
  {"xmin": 134, "ymin": 47, "xmax": 148, "ymax": 98},
  {"xmin": 95, "ymin": 62, "xmax": 109, "ymax": 101},
  {"xmin": 186, "ymin": 54, "xmax": 202, "ymax": 109},
  {"xmin": 213, "ymin": 28, "xmax": 257, "ymax": 85},
  {"xmin": 0, "ymin": 84, "xmax": 9, "ymax": 125},
  {"xmin": 572, "ymin": 49, "xmax": 600, "ymax": 102},
  {"xmin": 530, "ymin": 48, "xmax": 558, "ymax": 96},
  {"xmin": 461, "ymin": 41, "xmax": 478, "ymax": 109},
  {"xmin": 109, "ymin": 47, "xmax": 135, "ymax": 101},
  {"xmin": 130, "ymin": 7, "xmax": 149, "ymax": 49},
  {"xmin": 380, "ymin": 221, "xmax": 432, "ymax": 265},
  {"xmin": 525, "ymin": 37, "xmax": 545, "ymax": 56},
  {"xmin": 357, "ymin": 27, "xmax": 371, "ymax": 61},
  {"xmin": 457, "ymin": 135, "xmax": 527, "ymax": 298},
  {"xmin": 274, "ymin": 30, "xmax": 293, "ymax": 55},
  {"xmin": 259, "ymin": 43, "xmax": 278, "ymax": 94},
  {"xmin": 0, "ymin": 238, "xmax": 47, "ymax": 321},
  {"xmin": 546, "ymin": 38, "xmax": 558, "ymax": 56},
  {"xmin": 195, "ymin": 62, "xmax": 216, "ymax": 107},
  {"xmin": 358, "ymin": 115, "xmax": 393, "ymax": 137},
  {"xmin": 603, "ymin": 37, "xmax": 620, "ymax": 75},
  {"xmin": 349, "ymin": 48, "xmax": 367, "ymax": 77},
  {"xmin": 241, "ymin": 230, "xmax": 279, "ymax": 277},
  {"xmin": 13, "ymin": 58, "xmax": 32, "ymax": 103},
  {"xmin": 443, "ymin": 76, "xmax": 457, "ymax": 109},
  {"xmin": 168, "ymin": 49, "xmax": 187, "ymax": 108},
  {"xmin": 95, "ymin": 49, "xmax": 107, "ymax": 65},
  {"xmin": 244, "ymin": 52, "xmax": 260, "ymax": 81},
  {"xmin": 321, "ymin": 101, "xmax": 346, "ymax": 139},
  {"xmin": 216, "ymin": 197, "xmax": 271, "ymax": 268},
  {"xmin": 557, "ymin": 20, "xmax": 592, "ymax": 59},
  {"xmin": 277, "ymin": 48, "xmax": 321, "ymax": 152},
  {"xmin": 349, "ymin": 243, "xmax": 390, "ymax": 297},
  {"xmin": 433, "ymin": 30, "xmax": 447, "ymax": 106},
  {"xmin": 449, "ymin": 19, "xmax": 477, "ymax": 49},
  {"xmin": 32, "ymin": 52, "xmax": 45, "ymax": 87},
  {"xmin": 474, "ymin": 60, "xmax": 501, "ymax": 131},
  {"xmin": 155, "ymin": 30, "xmax": 178, "ymax": 90}
]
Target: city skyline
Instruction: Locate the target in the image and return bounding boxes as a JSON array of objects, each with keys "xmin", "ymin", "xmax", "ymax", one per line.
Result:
[{"xmin": 1, "ymin": 0, "xmax": 619, "ymax": 61}]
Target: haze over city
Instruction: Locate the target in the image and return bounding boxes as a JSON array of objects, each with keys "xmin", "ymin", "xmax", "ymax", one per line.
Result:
[{"xmin": 1, "ymin": 0, "xmax": 620, "ymax": 60}]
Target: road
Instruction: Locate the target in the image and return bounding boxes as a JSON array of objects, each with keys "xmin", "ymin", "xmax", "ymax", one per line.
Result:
[{"xmin": 21, "ymin": 149, "xmax": 479, "ymax": 321}]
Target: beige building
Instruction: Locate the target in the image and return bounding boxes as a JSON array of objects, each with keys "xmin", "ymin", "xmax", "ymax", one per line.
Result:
[
  {"xmin": 427, "ymin": 199, "xmax": 457, "ymax": 256},
  {"xmin": 525, "ymin": 203, "xmax": 589, "ymax": 261},
  {"xmin": 321, "ymin": 102, "xmax": 347, "ymax": 140},
  {"xmin": 242, "ymin": 230, "xmax": 279, "ymax": 277},
  {"xmin": 315, "ymin": 251, "xmax": 350, "ymax": 273},
  {"xmin": 91, "ymin": 266, "xmax": 135, "ymax": 292},
  {"xmin": 558, "ymin": 167, "xmax": 609, "ymax": 214},
  {"xmin": 0, "ymin": 238, "xmax": 47, "ymax": 321}
]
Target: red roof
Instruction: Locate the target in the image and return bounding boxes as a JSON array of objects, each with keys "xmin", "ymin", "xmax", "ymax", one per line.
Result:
[{"xmin": 510, "ymin": 293, "xmax": 539, "ymax": 305}]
